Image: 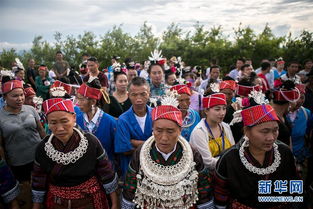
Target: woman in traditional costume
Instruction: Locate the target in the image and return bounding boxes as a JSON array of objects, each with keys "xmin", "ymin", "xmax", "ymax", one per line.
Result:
[
  {"xmin": 121, "ymin": 92, "xmax": 214, "ymax": 209},
  {"xmin": 75, "ymin": 81, "xmax": 117, "ymax": 163},
  {"xmin": 0, "ymin": 156, "xmax": 20, "ymax": 209},
  {"xmin": 190, "ymin": 93, "xmax": 235, "ymax": 171},
  {"xmin": 214, "ymin": 92, "xmax": 301, "ymax": 208},
  {"xmin": 31, "ymin": 98, "xmax": 118, "ymax": 209},
  {"xmin": 170, "ymin": 84, "xmax": 201, "ymax": 141},
  {"xmin": 272, "ymin": 80, "xmax": 300, "ymax": 146}
]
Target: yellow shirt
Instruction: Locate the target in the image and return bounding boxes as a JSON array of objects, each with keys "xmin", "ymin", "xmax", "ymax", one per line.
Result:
[{"xmin": 208, "ymin": 130, "xmax": 232, "ymax": 157}]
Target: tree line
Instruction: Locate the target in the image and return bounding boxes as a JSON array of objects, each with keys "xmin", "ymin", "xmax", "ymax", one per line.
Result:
[{"xmin": 0, "ymin": 22, "xmax": 312, "ymax": 74}]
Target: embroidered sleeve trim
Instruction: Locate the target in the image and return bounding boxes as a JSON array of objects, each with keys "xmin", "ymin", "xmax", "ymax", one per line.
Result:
[
  {"xmin": 1, "ymin": 182, "xmax": 20, "ymax": 203},
  {"xmin": 32, "ymin": 190, "xmax": 46, "ymax": 203},
  {"xmin": 121, "ymin": 197, "xmax": 136, "ymax": 209},
  {"xmin": 103, "ymin": 173, "xmax": 118, "ymax": 194},
  {"xmin": 197, "ymin": 199, "xmax": 215, "ymax": 209}
]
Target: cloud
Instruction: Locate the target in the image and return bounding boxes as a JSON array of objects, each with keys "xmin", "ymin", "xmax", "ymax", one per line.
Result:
[
  {"xmin": 1, "ymin": 0, "xmax": 313, "ymax": 51},
  {"xmin": 0, "ymin": 42, "xmax": 32, "ymax": 51}
]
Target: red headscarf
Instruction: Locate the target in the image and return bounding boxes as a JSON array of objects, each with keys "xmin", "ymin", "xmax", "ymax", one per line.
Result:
[
  {"xmin": 170, "ymin": 84, "xmax": 191, "ymax": 96},
  {"xmin": 241, "ymin": 104, "xmax": 279, "ymax": 127},
  {"xmin": 220, "ymin": 80, "xmax": 237, "ymax": 91},
  {"xmin": 77, "ymin": 83, "xmax": 102, "ymax": 100},
  {"xmin": 50, "ymin": 80, "xmax": 72, "ymax": 95},
  {"xmin": 42, "ymin": 98, "xmax": 74, "ymax": 115},
  {"xmin": 24, "ymin": 87, "xmax": 36, "ymax": 98},
  {"xmin": 2, "ymin": 80, "xmax": 23, "ymax": 94},
  {"xmin": 202, "ymin": 93, "xmax": 227, "ymax": 109},
  {"xmin": 152, "ymin": 105, "xmax": 183, "ymax": 126}
]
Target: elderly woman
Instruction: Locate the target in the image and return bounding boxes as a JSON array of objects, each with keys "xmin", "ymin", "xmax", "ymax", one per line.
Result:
[
  {"xmin": 75, "ymin": 82, "xmax": 117, "ymax": 163},
  {"xmin": 190, "ymin": 93, "xmax": 235, "ymax": 171},
  {"xmin": 170, "ymin": 84, "xmax": 201, "ymax": 141},
  {"xmin": 121, "ymin": 94, "xmax": 213, "ymax": 208},
  {"xmin": 214, "ymin": 96, "xmax": 301, "ymax": 208},
  {"xmin": 31, "ymin": 98, "xmax": 118, "ymax": 209}
]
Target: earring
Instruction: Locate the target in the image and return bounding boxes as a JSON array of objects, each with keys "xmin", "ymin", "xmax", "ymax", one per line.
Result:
[{"xmin": 243, "ymin": 135, "xmax": 249, "ymax": 142}]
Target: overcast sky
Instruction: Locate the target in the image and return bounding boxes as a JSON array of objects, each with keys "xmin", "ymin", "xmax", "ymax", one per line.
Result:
[{"xmin": 1, "ymin": 0, "xmax": 313, "ymax": 51}]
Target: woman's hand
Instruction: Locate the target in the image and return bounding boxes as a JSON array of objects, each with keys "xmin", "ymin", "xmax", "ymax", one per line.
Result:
[{"xmin": 110, "ymin": 191, "xmax": 119, "ymax": 209}]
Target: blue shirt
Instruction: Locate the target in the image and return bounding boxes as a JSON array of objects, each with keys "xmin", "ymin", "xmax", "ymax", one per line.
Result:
[
  {"xmin": 0, "ymin": 97, "xmax": 4, "ymax": 109},
  {"xmin": 148, "ymin": 80, "xmax": 167, "ymax": 99},
  {"xmin": 181, "ymin": 109, "xmax": 201, "ymax": 141},
  {"xmin": 75, "ymin": 106, "xmax": 117, "ymax": 163},
  {"xmin": 287, "ymin": 107, "xmax": 312, "ymax": 162},
  {"xmin": 273, "ymin": 69, "xmax": 287, "ymax": 80},
  {"xmin": 114, "ymin": 105, "xmax": 153, "ymax": 176}
]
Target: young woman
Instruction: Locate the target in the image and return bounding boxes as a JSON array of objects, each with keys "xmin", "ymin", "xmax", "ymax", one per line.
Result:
[
  {"xmin": 0, "ymin": 80, "xmax": 45, "ymax": 208},
  {"xmin": 190, "ymin": 93, "xmax": 235, "ymax": 171},
  {"xmin": 148, "ymin": 63, "xmax": 167, "ymax": 99},
  {"xmin": 0, "ymin": 80, "xmax": 45, "ymax": 182},
  {"xmin": 31, "ymin": 98, "xmax": 118, "ymax": 209},
  {"xmin": 112, "ymin": 72, "xmax": 132, "ymax": 113},
  {"xmin": 214, "ymin": 100, "xmax": 301, "ymax": 208},
  {"xmin": 14, "ymin": 68, "xmax": 25, "ymax": 84},
  {"xmin": 75, "ymin": 82, "xmax": 117, "ymax": 163},
  {"xmin": 35, "ymin": 65, "xmax": 52, "ymax": 100}
]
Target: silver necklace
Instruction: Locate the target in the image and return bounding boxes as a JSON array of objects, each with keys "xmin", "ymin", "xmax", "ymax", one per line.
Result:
[
  {"xmin": 239, "ymin": 137, "xmax": 281, "ymax": 175},
  {"xmin": 44, "ymin": 128, "xmax": 88, "ymax": 165}
]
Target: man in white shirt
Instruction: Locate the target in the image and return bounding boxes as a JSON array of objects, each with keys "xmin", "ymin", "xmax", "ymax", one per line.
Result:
[{"xmin": 228, "ymin": 58, "xmax": 245, "ymax": 81}]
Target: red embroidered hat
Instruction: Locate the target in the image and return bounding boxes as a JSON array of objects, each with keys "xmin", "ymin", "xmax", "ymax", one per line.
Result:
[
  {"xmin": 24, "ymin": 87, "xmax": 36, "ymax": 97},
  {"xmin": 42, "ymin": 98, "xmax": 74, "ymax": 115},
  {"xmin": 2, "ymin": 80, "xmax": 23, "ymax": 94},
  {"xmin": 220, "ymin": 80, "xmax": 237, "ymax": 91},
  {"xmin": 152, "ymin": 105, "xmax": 183, "ymax": 126},
  {"xmin": 273, "ymin": 88, "xmax": 300, "ymax": 102},
  {"xmin": 51, "ymin": 80, "xmax": 72, "ymax": 94},
  {"xmin": 202, "ymin": 93, "xmax": 227, "ymax": 109},
  {"xmin": 170, "ymin": 84, "xmax": 191, "ymax": 96},
  {"xmin": 241, "ymin": 104, "xmax": 279, "ymax": 127},
  {"xmin": 236, "ymin": 84, "xmax": 262, "ymax": 97},
  {"xmin": 77, "ymin": 83, "xmax": 102, "ymax": 100}
]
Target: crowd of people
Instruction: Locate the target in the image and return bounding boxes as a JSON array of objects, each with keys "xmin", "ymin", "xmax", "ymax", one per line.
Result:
[{"xmin": 0, "ymin": 50, "xmax": 313, "ymax": 209}]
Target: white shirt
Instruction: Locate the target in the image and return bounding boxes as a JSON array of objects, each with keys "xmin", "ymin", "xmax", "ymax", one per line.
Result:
[
  {"xmin": 83, "ymin": 107, "xmax": 101, "ymax": 132},
  {"xmin": 189, "ymin": 119, "xmax": 235, "ymax": 170},
  {"xmin": 280, "ymin": 74, "xmax": 302, "ymax": 84},
  {"xmin": 135, "ymin": 113, "xmax": 147, "ymax": 133},
  {"xmin": 155, "ymin": 144, "xmax": 177, "ymax": 161},
  {"xmin": 49, "ymin": 70, "xmax": 56, "ymax": 79}
]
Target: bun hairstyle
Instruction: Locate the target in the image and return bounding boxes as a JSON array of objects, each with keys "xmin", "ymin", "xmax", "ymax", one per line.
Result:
[
  {"xmin": 148, "ymin": 63, "xmax": 165, "ymax": 75},
  {"xmin": 113, "ymin": 71, "xmax": 127, "ymax": 82}
]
